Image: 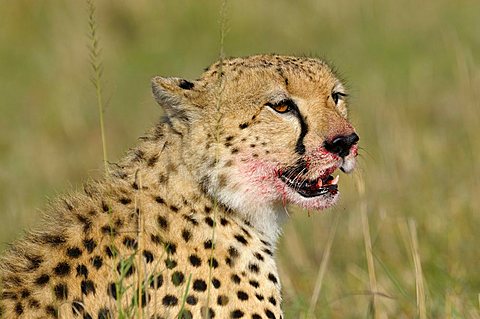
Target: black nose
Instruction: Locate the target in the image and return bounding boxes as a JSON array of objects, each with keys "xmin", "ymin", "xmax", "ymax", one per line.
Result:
[{"xmin": 324, "ymin": 133, "xmax": 359, "ymax": 157}]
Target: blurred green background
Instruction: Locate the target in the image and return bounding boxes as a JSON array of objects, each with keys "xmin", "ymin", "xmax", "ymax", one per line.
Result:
[{"xmin": 1, "ymin": 0, "xmax": 479, "ymax": 318}]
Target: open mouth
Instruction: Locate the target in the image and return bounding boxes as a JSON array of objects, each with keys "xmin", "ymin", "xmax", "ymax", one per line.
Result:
[{"xmin": 279, "ymin": 166, "xmax": 339, "ymax": 198}]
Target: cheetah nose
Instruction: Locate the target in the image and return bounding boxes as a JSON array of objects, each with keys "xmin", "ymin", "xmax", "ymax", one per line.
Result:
[{"xmin": 324, "ymin": 133, "xmax": 359, "ymax": 157}]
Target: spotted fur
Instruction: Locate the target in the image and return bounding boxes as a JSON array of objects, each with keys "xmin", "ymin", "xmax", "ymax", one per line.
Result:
[{"xmin": 0, "ymin": 55, "xmax": 358, "ymax": 318}]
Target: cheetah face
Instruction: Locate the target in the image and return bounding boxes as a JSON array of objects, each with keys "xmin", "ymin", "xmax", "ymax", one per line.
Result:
[{"xmin": 152, "ymin": 55, "xmax": 359, "ymax": 235}]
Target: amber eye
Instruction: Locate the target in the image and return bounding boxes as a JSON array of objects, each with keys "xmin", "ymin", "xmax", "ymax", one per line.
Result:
[
  {"xmin": 267, "ymin": 99, "xmax": 294, "ymax": 114},
  {"xmin": 272, "ymin": 104, "xmax": 290, "ymax": 113}
]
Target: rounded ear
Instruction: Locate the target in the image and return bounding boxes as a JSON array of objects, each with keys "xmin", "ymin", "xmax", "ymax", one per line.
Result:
[{"xmin": 151, "ymin": 76, "xmax": 200, "ymax": 128}]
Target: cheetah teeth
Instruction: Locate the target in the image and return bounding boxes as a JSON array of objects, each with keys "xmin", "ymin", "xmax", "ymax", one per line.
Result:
[{"xmin": 331, "ymin": 175, "xmax": 339, "ymax": 185}]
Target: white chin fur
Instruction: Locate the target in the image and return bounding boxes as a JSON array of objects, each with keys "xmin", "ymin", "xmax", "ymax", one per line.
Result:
[{"xmin": 341, "ymin": 155, "xmax": 356, "ymax": 173}]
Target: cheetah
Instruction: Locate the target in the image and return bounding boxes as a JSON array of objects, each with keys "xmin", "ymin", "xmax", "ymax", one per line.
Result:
[{"xmin": 0, "ymin": 55, "xmax": 359, "ymax": 319}]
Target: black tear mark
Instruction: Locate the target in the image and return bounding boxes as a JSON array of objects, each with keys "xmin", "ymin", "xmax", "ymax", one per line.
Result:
[{"xmin": 294, "ymin": 108, "xmax": 308, "ymax": 155}]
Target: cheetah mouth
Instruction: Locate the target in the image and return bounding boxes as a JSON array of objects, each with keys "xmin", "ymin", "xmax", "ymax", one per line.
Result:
[{"xmin": 279, "ymin": 166, "xmax": 339, "ymax": 198}]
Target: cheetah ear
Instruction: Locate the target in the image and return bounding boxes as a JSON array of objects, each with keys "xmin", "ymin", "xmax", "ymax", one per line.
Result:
[{"xmin": 151, "ymin": 76, "xmax": 200, "ymax": 125}]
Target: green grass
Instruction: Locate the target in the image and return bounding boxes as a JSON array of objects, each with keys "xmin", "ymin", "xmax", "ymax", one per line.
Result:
[{"xmin": 1, "ymin": 0, "xmax": 480, "ymax": 317}]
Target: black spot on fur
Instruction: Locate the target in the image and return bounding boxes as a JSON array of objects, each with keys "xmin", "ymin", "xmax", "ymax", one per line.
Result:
[
  {"xmin": 117, "ymin": 261, "xmax": 136, "ymax": 277},
  {"xmin": 81, "ymin": 280, "xmax": 96, "ymax": 296},
  {"xmin": 261, "ymin": 239, "xmax": 271, "ymax": 247},
  {"xmin": 46, "ymin": 305, "xmax": 58, "ymax": 317},
  {"xmin": 1, "ymin": 291, "xmax": 16, "ymax": 300},
  {"xmin": 228, "ymin": 246, "xmax": 240, "ymax": 258},
  {"xmin": 66, "ymin": 247, "xmax": 82, "ymax": 258},
  {"xmin": 165, "ymin": 258, "xmax": 177, "ymax": 269},
  {"xmin": 254, "ymin": 252, "xmax": 264, "ymax": 261},
  {"xmin": 143, "ymin": 250, "xmax": 154, "ymax": 263},
  {"xmin": 265, "ymin": 309, "xmax": 276, "ymax": 319},
  {"xmin": 256, "ymin": 294, "xmax": 265, "ymax": 301},
  {"xmin": 239, "ymin": 123, "xmax": 249, "ymax": 129},
  {"xmin": 209, "ymin": 257, "xmax": 219, "ymax": 268},
  {"xmin": 76, "ymin": 264, "xmax": 88, "ymax": 278},
  {"xmin": 26, "ymin": 255, "xmax": 43, "ymax": 271},
  {"xmin": 205, "ymin": 216, "xmax": 214, "ymax": 227},
  {"xmin": 231, "ymin": 274, "xmax": 241, "ymax": 284},
  {"xmin": 235, "ymin": 290, "xmax": 248, "ymax": 302},
  {"xmin": 234, "ymin": 234, "xmax": 248, "ymax": 245},
  {"xmin": 101, "ymin": 201, "xmax": 110, "ymax": 213},
  {"xmin": 182, "ymin": 229, "xmax": 192, "ymax": 242},
  {"xmin": 157, "ymin": 215, "xmax": 169, "ymax": 229},
  {"xmin": 149, "ymin": 274, "xmax": 163, "ymax": 289},
  {"xmin": 171, "ymin": 271, "xmax": 185, "ymax": 286},
  {"xmin": 183, "ymin": 214, "xmax": 199, "ymax": 226},
  {"xmin": 29, "ymin": 299, "xmax": 40, "ymax": 309},
  {"xmin": 248, "ymin": 263, "xmax": 260, "ymax": 273},
  {"xmin": 162, "ymin": 295, "xmax": 178, "ymax": 306},
  {"xmin": 20, "ymin": 289, "xmax": 29, "ymax": 298},
  {"xmin": 169, "ymin": 205, "xmax": 179, "ymax": 212},
  {"xmin": 231, "ymin": 309, "xmax": 245, "ymax": 318},
  {"xmin": 14, "ymin": 302, "xmax": 23, "ymax": 315},
  {"xmin": 217, "ymin": 295, "xmax": 229, "ymax": 306},
  {"xmin": 155, "ymin": 196, "xmax": 165, "ymax": 204},
  {"xmin": 35, "ymin": 274, "xmax": 50, "ymax": 286},
  {"xmin": 83, "ymin": 238, "xmax": 97, "ymax": 254},
  {"xmin": 107, "ymin": 282, "xmax": 117, "ymax": 300},
  {"xmin": 71, "ymin": 300, "xmax": 85, "ymax": 315},
  {"xmin": 98, "ymin": 308, "xmax": 112, "ymax": 319},
  {"xmin": 119, "ymin": 197, "xmax": 131, "ymax": 205},
  {"xmin": 263, "ymin": 248, "xmax": 273, "ymax": 256},
  {"xmin": 91, "ymin": 256, "xmax": 103, "ymax": 269},
  {"xmin": 164, "ymin": 242, "xmax": 177, "ymax": 254},
  {"xmin": 249, "ymin": 280, "xmax": 260, "ymax": 288},
  {"xmin": 186, "ymin": 295, "xmax": 197, "ymax": 305},
  {"xmin": 193, "ymin": 279, "xmax": 207, "ymax": 292},
  {"xmin": 54, "ymin": 283, "xmax": 68, "ymax": 300},
  {"xmin": 204, "ymin": 239, "xmax": 214, "ymax": 249},
  {"xmin": 212, "ymin": 277, "xmax": 221, "ymax": 288},
  {"xmin": 201, "ymin": 307, "xmax": 215, "ymax": 318},
  {"xmin": 147, "ymin": 154, "xmax": 159, "ymax": 167},
  {"xmin": 268, "ymin": 273, "xmax": 279, "ymax": 285},
  {"xmin": 42, "ymin": 234, "xmax": 66, "ymax": 246},
  {"xmin": 189, "ymin": 255, "xmax": 202, "ymax": 267},
  {"xmin": 180, "ymin": 310, "xmax": 193, "ymax": 319},
  {"xmin": 122, "ymin": 237, "xmax": 138, "ymax": 249},
  {"xmin": 179, "ymin": 79, "xmax": 194, "ymax": 90},
  {"xmin": 268, "ymin": 296, "xmax": 277, "ymax": 306},
  {"xmin": 252, "ymin": 314, "xmax": 262, "ymax": 319},
  {"xmin": 53, "ymin": 262, "xmax": 71, "ymax": 276},
  {"xmin": 105, "ymin": 245, "xmax": 118, "ymax": 258},
  {"xmin": 150, "ymin": 234, "xmax": 163, "ymax": 245},
  {"xmin": 101, "ymin": 225, "xmax": 117, "ymax": 236},
  {"xmin": 220, "ymin": 218, "xmax": 229, "ymax": 226}
]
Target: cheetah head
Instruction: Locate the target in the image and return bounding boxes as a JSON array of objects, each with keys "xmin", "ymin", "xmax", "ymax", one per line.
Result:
[{"xmin": 152, "ymin": 55, "xmax": 359, "ymax": 240}]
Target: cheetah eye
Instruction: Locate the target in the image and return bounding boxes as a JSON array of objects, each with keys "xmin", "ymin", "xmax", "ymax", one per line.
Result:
[
  {"xmin": 267, "ymin": 99, "xmax": 294, "ymax": 114},
  {"xmin": 331, "ymin": 92, "xmax": 347, "ymax": 105}
]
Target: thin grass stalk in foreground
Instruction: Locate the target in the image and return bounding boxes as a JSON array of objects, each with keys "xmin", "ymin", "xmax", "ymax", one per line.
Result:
[
  {"xmin": 204, "ymin": 1, "xmax": 229, "ymax": 317},
  {"xmin": 86, "ymin": 0, "xmax": 108, "ymax": 174},
  {"xmin": 356, "ymin": 174, "xmax": 380, "ymax": 319},
  {"xmin": 408, "ymin": 219, "xmax": 427, "ymax": 319},
  {"xmin": 307, "ymin": 213, "xmax": 339, "ymax": 318}
]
